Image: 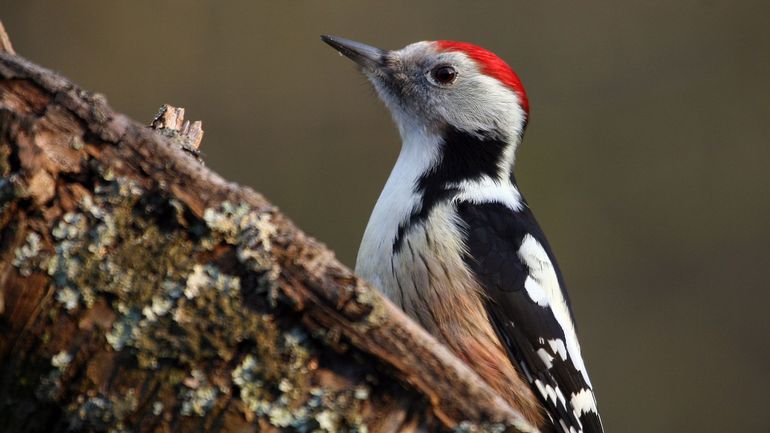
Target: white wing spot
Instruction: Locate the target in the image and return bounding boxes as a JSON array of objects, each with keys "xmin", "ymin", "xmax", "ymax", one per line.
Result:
[
  {"xmin": 536, "ymin": 378, "xmax": 568, "ymax": 410},
  {"xmin": 571, "ymin": 388, "xmax": 599, "ymax": 418},
  {"xmin": 544, "ymin": 384, "xmax": 558, "ymax": 405},
  {"xmin": 518, "ymin": 234, "xmax": 592, "ymax": 387},
  {"xmin": 537, "ymin": 348, "xmax": 554, "ymax": 369},
  {"xmin": 555, "ymin": 385, "xmax": 567, "ymax": 407},
  {"xmin": 524, "ymin": 276, "xmax": 548, "ymax": 305},
  {"xmin": 548, "ymin": 338, "xmax": 568, "ymax": 361}
]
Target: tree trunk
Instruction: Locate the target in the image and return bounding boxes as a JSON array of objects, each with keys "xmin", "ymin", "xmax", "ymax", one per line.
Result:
[{"xmin": 0, "ymin": 28, "xmax": 537, "ymax": 433}]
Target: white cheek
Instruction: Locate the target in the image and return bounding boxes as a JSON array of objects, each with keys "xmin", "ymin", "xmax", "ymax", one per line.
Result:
[{"xmin": 438, "ymin": 72, "xmax": 526, "ymax": 141}]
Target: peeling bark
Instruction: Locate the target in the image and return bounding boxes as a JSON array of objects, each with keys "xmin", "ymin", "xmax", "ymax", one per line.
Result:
[{"xmin": 0, "ymin": 40, "xmax": 538, "ymax": 433}]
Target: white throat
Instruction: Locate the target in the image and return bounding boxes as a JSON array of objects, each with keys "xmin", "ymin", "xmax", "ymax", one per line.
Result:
[{"xmin": 354, "ymin": 128, "xmax": 441, "ymax": 287}]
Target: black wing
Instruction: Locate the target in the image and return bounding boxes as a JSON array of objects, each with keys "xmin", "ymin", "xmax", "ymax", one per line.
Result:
[{"xmin": 457, "ymin": 201, "xmax": 603, "ymax": 433}]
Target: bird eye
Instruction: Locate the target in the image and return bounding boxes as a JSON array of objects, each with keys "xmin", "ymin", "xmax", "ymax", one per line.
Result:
[{"xmin": 431, "ymin": 65, "xmax": 457, "ymax": 85}]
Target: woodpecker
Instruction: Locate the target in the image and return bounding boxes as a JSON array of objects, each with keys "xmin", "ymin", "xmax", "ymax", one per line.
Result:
[{"xmin": 322, "ymin": 35, "xmax": 603, "ymax": 433}]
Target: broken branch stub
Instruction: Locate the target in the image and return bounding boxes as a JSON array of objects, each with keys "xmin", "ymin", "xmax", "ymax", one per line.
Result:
[
  {"xmin": 0, "ymin": 21, "xmax": 14, "ymax": 55},
  {"xmin": 150, "ymin": 104, "xmax": 204, "ymax": 161}
]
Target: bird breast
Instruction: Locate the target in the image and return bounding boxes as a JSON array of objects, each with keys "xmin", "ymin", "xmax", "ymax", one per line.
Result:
[{"xmin": 356, "ymin": 201, "xmax": 545, "ymax": 426}]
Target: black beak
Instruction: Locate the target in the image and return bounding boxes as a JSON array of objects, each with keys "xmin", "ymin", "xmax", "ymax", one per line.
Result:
[{"xmin": 321, "ymin": 35, "xmax": 387, "ymax": 71}]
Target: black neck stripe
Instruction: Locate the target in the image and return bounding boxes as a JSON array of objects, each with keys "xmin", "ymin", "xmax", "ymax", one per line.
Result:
[{"xmin": 392, "ymin": 126, "xmax": 510, "ymax": 253}]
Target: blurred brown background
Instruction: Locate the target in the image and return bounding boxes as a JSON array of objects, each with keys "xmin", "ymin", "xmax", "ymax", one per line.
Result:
[{"xmin": 4, "ymin": 1, "xmax": 769, "ymax": 432}]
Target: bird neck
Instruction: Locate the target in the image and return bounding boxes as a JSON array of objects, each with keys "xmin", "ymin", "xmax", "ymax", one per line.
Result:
[
  {"xmin": 392, "ymin": 126, "xmax": 523, "ymax": 250},
  {"xmin": 415, "ymin": 125, "xmax": 519, "ymax": 188},
  {"xmin": 355, "ymin": 125, "xmax": 524, "ymax": 278}
]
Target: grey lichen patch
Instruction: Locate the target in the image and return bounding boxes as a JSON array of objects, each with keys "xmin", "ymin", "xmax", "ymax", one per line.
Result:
[
  {"xmin": 35, "ymin": 350, "xmax": 74, "ymax": 400},
  {"xmin": 51, "ymin": 351, "xmax": 73, "ymax": 372},
  {"xmin": 37, "ymin": 171, "xmax": 298, "ymax": 405},
  {"xmin": 105, "ymin": 307, "xmax": 141, "ymax": 351},
  {"xmin": 12, "ymin": 231, "xmax": 42, "ymax": 276},
  {"xmin": 315, "ymin": 410, "xmax": 341, "ymax": 432},
  {"xmin": 45, "ymin": 180, "xmax": 146, "ymax": 310},
  {"xmin": 32, "ymin": 170, "xmax": 375, "ymax": 429},
  {"xmin": 56, "ymin": 287, "xmax": 81, "ymax": 311},
  {"xmin": 96, "ymin": 231, "xmax": 264, "ymax": 367},
  {"xmin": 232, "ymin": 327, "xmax": 312, "ymax": 409},
  {"xmin": 180, "ymin": 370, "xmax": 219, "ymax": 417},
  {"xmin": 71, "ymin": 396, "xmax": 113, "ymax": 430},
  {"xmin": 66, "ymin": 391, "xmax": 138, "ymax": 432},
  {"xmin": 203, "ymin": 201, "xmax": 256, "ymax": 243},
  {"xmin": 453, "ymin": 421, "xmax": 517, "ymax": 433},
  {"xmin": 141, "ymin": 280, "xmax": 178, "ymax": 322},
  {"xmin": 39, "ymin": 175, "xmax": 201, "ymax": 372},
  {"xmin": 203, "ymin": 201, "xmax": 279, "ymax": 287},
  {"xmin": 353, "ymin": 385, "xmax": 370, "ymax": 400},
  {"xmin": 230, "ymin": 327, "xmax": 369, "ymax": 432},
  {"xmin": 132, "ymin": 263, "xmax": 263, "ymax": 367},
  {"xmin": 152, "ymin": 401, "xmax": 164, "ymax": 416},
  {"xmin": 230, "ymin": 328, "xmax": 319, "ymax": 429},
  {"xmin": 184, "ymin": 263, "xmax": 241, "ymax": 299}
]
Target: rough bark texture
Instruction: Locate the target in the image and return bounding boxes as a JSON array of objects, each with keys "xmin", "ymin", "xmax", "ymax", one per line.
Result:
[{"xmin": 0, "ymin": 40, "xmax": 538, "ymax": 433}]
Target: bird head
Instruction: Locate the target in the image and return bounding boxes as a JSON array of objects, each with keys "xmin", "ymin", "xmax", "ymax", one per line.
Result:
[{"xmin": 322, "ymin": 36, "xmax": 529, "ymax": 146}]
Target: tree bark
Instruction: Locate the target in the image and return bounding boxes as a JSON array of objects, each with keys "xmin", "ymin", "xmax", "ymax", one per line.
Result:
[{"xmin": 0, "ymin": 30, "xmax": 537, "ymax": 433}]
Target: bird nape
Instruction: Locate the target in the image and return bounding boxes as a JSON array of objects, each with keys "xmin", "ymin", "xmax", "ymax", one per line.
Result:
[{"xmin": 322, "ymin": 35, "xmax": 603, "ymax": 433}]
